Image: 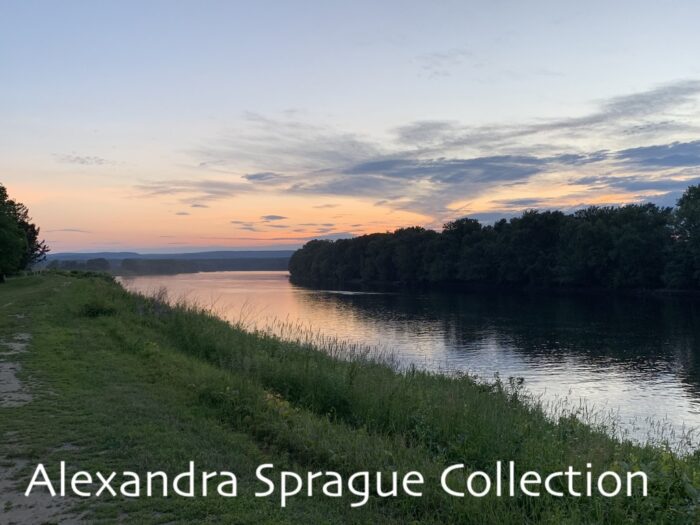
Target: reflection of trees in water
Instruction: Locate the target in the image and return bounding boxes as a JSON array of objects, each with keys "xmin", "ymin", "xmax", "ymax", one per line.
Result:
[{"xmin": 295, "ymin": 287, "xmax": 700, "ymax": 395}]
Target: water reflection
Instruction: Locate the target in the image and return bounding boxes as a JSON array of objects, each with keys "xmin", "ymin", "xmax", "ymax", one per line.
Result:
[{"xmin": 119, "ymin": 271, "xmax": 700, "ymax": 448}]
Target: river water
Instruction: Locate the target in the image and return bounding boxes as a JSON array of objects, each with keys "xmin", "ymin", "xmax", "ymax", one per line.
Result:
[{"xmin": 119, "ymin": 270, "xmax": 700, "ymax": 450}]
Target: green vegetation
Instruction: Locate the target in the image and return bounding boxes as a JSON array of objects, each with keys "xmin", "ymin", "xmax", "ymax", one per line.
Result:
[
  {"xmin": 45, "ymin": 257, "xmax": 290, "ymax": 275},
  {"xmin": 289, "ymin": 184, "xmax": 700, "ymax": 290},
  {"xmin": 117, "ymin": 256, "xmax": 289, "ymax": 274},
  {"xmin": 49, "ymin": 257, "xmax": 112, "ymax": 272},
  {"xmin": 1, "ymin": 273, "xmax": 700, "ymax": 523},
  {"xmin": 0, "ymin": 184, "xmax": 48, "ymax": 282}
]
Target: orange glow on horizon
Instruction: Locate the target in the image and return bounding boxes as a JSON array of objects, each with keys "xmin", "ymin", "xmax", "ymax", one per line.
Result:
[{"xmin": 5, "ymin": 165, "xmax": 686, "ymax": 253}]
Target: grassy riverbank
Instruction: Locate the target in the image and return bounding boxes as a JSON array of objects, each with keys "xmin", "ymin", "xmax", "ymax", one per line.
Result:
[{"xmin": 1, "ymin": 273, "xmax": 699, "ymax": 523}]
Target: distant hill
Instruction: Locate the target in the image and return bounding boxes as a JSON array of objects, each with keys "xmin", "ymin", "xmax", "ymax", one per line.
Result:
[{"xmin": 46, "ymin": 250, "xmax": 294, "ymax": 261}]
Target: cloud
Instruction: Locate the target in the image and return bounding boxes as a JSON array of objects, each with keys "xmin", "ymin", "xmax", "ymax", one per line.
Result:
[
  {"xmin": 201, "ymin": 232, "xmax": 356, "ymax": 243},
  {"xmin": 394, "ymin": 80, "xmax": 700, "ymax": 152},
  {"xmin": 415, "ymin": 48, "xmax": 473, "ymax": 77},
  {"xmin": 135, "ymin": 179, "xmax": 250, "ymax": 203},
  {"xmin": 260, "ymin": 215, "xmax": 287, "ymax": 221},
  {"xmin": 394, "ymin": 121, "xmax": 462, "ymax": 147},
  {"xmin": 313, "ymin": 203, "xmax": 339, "ymax": 209},
  {"xmin": 616, "ymin": 140, "xmax": 700, "ymax": 169},
  {"xmin": 281, "ymin": 153, "xmax": 604, "ymax": 218},
  {"xmin": 175, "ymin": 211, "xmax": 190, "ymax": 216},
  {"xmin": 343, "ymin": 155, "xmax": 563, "ymax": 183},
  {"xmin": 46, "ymin": 228, "xmax": 91, "ymax": 233},
  {"xmin": 243, "ymin": 172, "xmax": 287, "ymax": 184},
  {"xmin": 491, "ymin": 198, "xmax": 551, "ymax": 209},
  {"xmin": 520, "ymin": 80, "xmax": 700, "ymax": 137},
  {"xmin": 135, "ymin": 81, "xmax": 700, "ymax": 222},
  {"xmin": 195, "ymin": 112, "xmax": 381, "ymax": 172},
  {"xmin": 576, "ymin": 173, "xmax": 700, "ymax": 194},
  {"xmin": 230, "ymin": 220, "xmax": 259, "ymax": 232},
  {"xmin": 53, "ymin": 154, "xmax": 113, "ymax": 166},
  {"xmin": 599, "ymin": 81, "xmax": 700, "ymax": 123},
  {"xmin": 190, "ymin": 203, "xmax": 209, "ymax": 208}
]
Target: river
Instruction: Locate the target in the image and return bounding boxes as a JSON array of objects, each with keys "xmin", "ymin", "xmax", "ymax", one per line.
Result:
[{"xmin": 119, "ymin": 270, "xmax": 700, "ymax": 450}]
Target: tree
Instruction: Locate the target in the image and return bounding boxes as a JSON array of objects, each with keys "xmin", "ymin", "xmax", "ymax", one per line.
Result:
[
  {"xmin": 85, "ymin": 258, "xmax": 110, "ymax": 272},
  {"xmin": 0, "ymin": 185, "xmax": 49, "ymax": 267},
  {"xmin": 0, "ymin": 212, "xmax": 26, "ymax": 281},
  {"xmin": 0, "ymin": 183, "xmax": 48, "ymax": 281},
  {"xmin": 673, "ymin": 185, "xmax": 700, "ymax": 287}
]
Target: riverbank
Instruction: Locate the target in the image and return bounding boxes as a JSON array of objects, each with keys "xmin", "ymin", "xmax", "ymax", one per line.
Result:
[
  {"xmin": 289, "ymin": 275, "xmax": 700, "ymax": 300},
  {"xmin": 1, "ymin": 273, "xmax": 699, "ymax": 523}
]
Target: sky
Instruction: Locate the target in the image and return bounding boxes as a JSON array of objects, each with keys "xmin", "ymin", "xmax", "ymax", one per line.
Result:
[{"xmin": 2, "ymin": 0, "xmax": 700, "ymax": 252}]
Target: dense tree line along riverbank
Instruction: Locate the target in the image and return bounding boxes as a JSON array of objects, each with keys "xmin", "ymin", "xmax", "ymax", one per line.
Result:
[{"xmin": 290, "ymin": 185, "xmax": 700, "ymax": 290}]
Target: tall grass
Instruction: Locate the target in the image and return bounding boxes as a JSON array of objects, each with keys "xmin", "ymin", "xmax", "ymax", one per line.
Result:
[{"xmin": 100, "ymin": 279, "xmax": 700, "ymax": 523}]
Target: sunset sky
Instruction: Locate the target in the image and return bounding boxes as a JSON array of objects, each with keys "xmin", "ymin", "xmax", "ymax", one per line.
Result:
[{"xmin": 3, "ymin": 0, "xmax": 700, "ymax": 252}]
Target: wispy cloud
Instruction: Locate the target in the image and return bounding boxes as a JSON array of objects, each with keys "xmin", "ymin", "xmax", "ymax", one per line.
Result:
[
  {"xmin": 46, "ymin": 228, "xmax": 91, "ymax": 233},
  {"xmin": 134, "ymin": 80, "xmax": 700, "ymax": 221},
  {"xmin": 243, "ymin": 172, "xmax": 287, "ymax": 184},
  {"xmin": 135, "ymin": 179, "xmax": 250, "ymax": 203},
  {"xmin": 195, "ymin": 112, "xmax": 381, "ymax": 172},
  {"xmin": 230, "ymin": 220, "xmax": 259, "ymax": 232},
  {"xmin": 53, "ymin": 154, "xmax": 114, "ymax": 166},
  {"xmin": 394, "ymin": 80, "xmax": 700, "ymax": 153},
  {"xmin": 415, "ymin": 48, "xmax": 474, "ymax": 78},
  {"xmin": 201, "ymin": 232, "xmax": 355, "ymax": 243},
  {"xmin": 576, "ymin": 173, "xmax": 700, "ymax": 194},
  {"xmin": 615, "ymin": 140, "xmax": 700, "ymax": 169}
]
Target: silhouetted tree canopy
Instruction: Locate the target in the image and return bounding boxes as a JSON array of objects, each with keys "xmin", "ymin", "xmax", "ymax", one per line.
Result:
[
  {"xmin": 0, "ymin": 183, "xmax": 48, "ymax": 281},
  {"xmin": 290, "ymin": 185, "xmax": 700, "ymax": 291}
]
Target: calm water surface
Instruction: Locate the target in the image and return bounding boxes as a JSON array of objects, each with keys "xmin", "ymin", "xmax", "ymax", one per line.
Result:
[{"xmin": 119, "ymin": 271, "xmax": 700, "ymax": 448}]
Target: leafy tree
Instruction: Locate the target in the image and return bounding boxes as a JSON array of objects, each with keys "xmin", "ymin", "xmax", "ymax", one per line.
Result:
[
  {"xmin": 287, "ymin": 183, "xmax": 700, "ymax": 292},
  {"xmin": 673, "ymin": 185, "xmax": 700, "ymax": 286},
  {"xmin": 0, "ymin": 211, "xmax": 26, "ymax": 281},
  {"xmin": 606, "ymin": 204, "xmax": 671, "ymax": 288},
  {"xmin": 556, "ymin": 207, "xmax": 613, "ymax": 287},
  {"xmin": 0, "ymin": 184, "xmax": 48, "ymax": 274}
]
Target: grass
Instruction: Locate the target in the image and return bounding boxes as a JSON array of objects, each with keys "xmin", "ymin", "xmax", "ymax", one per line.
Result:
[{"xmin": 0, "ymin": 272, "xmax": 699, "ymax": 523}]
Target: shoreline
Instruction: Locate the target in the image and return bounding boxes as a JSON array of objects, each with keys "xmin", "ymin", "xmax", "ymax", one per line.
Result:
[
  {"xmin": 1, "ymin": 272, "xmax": 699, "ymax": 523},
  {"xmin": 289, "ymin": 275, "xmax": 700, "ymax": 300}
]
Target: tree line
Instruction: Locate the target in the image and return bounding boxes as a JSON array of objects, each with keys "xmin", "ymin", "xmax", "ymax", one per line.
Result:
[
  {"xmin": 0, "ymin": 184, "xmax": 49, "ymax": 282},
  {"xmin": 289, "ymin": 185, "xmax": 700, "ymax": 290},
  {"xmin": 47, "ymin": 258, "xmax": 111, "ymax": 272},
  {"xmin": 46, "ymin": 257, "xmax": 291, "ymax": 275},
  {"xmin": 116, "ymin": 257, "xmax": 290, "ymax": 275}
]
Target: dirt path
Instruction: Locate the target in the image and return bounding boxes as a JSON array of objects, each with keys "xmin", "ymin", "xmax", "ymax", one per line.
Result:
[
  {"xmin": 0, "ymin": 333, "xmax": 33, "ymax": 408},
  {"xmin": 0, "ymin": 331, "xmax": 82, "ymax": 523}
]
